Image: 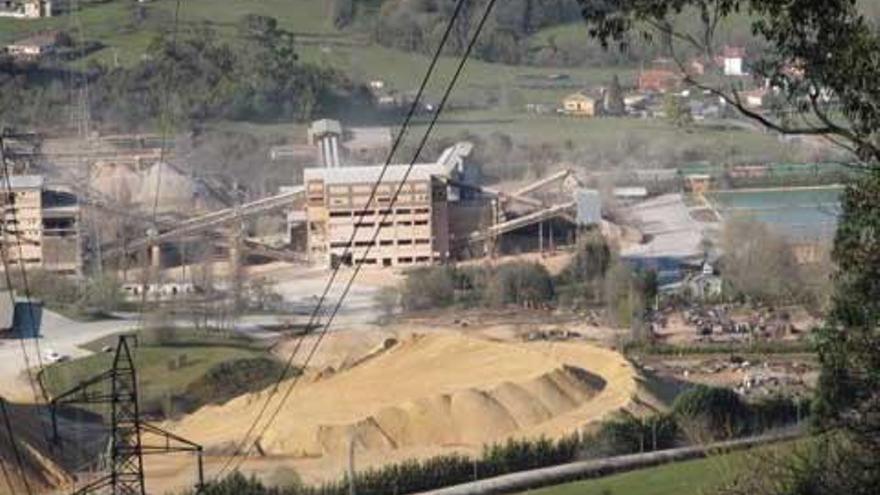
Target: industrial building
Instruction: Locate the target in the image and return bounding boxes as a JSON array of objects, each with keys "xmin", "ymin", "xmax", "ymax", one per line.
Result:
[
  {"xmin": 1, "ymin": 175, "xmax": 82, "ymax": 275},
  {"xmin": 303, "ymin": 163, "xmax": 453, "ymax": 268},
  {"xmin": 299, "ymin": 144, "xmax": 595, "ymax": 268}
]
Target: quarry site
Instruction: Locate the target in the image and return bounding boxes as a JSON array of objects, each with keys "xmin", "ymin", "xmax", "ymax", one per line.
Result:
[{"xmin": 1, "ymin": 1, "xmax": 872, "ymax": 495}]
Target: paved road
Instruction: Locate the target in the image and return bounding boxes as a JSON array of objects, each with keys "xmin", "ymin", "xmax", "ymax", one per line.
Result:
[
  {"xmin": 0, "ymin": 310, "xmax": 135, "ymax": 400},
  {"xmin": 0, "ymin": 266, "xmax": 385, "ymax": 401}
]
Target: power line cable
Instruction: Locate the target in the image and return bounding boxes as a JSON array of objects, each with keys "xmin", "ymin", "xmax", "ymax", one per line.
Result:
[
  {"xmin": 136, "ymin": 0, "xmax": 183, "ymax": 331},
  {"xmin": 0, "ymin": 450, "xmax": 15, "ymax": 495},
  {"xmin": 209, "ymin": 0, "xmax": 472, "ymax": 478},
  {"xmin": 219, "ymin": 0, "xmax": 497, "ymax": 478},
  {"xmin": 0, "ymin": 397, "xmax": 34, "ymax": 495},
  {"xmin": 0, "ymin": 133, "xmax": 50, "ymax": 407}
]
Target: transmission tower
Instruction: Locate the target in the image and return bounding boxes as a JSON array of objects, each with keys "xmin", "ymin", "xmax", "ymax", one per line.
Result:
[{"xmin": 50, "ymin": 336, "xmax": 204, "ymax": 495}]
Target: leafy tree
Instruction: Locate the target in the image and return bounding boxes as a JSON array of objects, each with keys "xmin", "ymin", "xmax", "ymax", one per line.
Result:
[
  {"xmin": 559, "ymin": 229, "xmax": 612, "ymax": 305},
  {"xmin": 662, "ymin": 93, "xmax": 692, "ymax": 127},
  {"xmin": 719, "ymin": 217, "xmax": 803, "ymax": 304},
  {"xmin": 578, "ymin": 6, "xmax": 880, "ymax": 491},
  {"xmin": 603, "ymin": 260, "xmax": 648, "ymax": 330},
  {"xmin": 484, "ymin": 262, "xmax": 555, "ymax": 308},
  {"xmin": 673, "ymin": 385, "xmax": 751, "ymax": 441},
  {"xmin": 603, "ymin": 74, "xmax": 626, "ymax": 116},
  {"xmin": 400, "ymin": 266, "xmax": 456, "ymax": 311}
]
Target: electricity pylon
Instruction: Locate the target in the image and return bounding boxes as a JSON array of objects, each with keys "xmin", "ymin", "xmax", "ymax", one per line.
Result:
[{"xmin": 50, "ymin": 336, "xmax": 204, "ymax": 495}]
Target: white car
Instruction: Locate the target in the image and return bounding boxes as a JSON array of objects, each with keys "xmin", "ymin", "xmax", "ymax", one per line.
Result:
[{"xmin": 44, "ymin": 350, "xmax": 68, "ymax": 364}]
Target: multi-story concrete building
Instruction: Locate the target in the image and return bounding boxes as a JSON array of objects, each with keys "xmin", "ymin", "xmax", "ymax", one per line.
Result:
[
  {"xmin": 304, "ymin": 164, "xmax": 452, "ymax": 268},
  {"xmin": 0, "ymin": 175, "xmax": 81, "ymax": 275}
]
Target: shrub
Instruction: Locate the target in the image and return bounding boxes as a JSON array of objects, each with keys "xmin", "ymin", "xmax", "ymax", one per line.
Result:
[
  {"xmin": 672, "ymin": 385, "xmax": 751, "ymax": 440},
  {"xmin": 484, "ymin": 262, "xmax": 554, "ymax": 308},
  {"xmin": 585, "ymin": 412, "xmax": 679, "ymax": 457},
  {"xmin": 400, "ymin": 266, "xmax": 456, "ymax": 311}
]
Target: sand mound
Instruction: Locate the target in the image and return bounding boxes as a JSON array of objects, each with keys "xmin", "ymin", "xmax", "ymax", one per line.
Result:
[
  {"xmin": 172, "ymin": 334, "xmax": 638, "ymax": 461},
  {"xmin": 90, "ymin": 161, "xmax": 224, "ymax": 214}
]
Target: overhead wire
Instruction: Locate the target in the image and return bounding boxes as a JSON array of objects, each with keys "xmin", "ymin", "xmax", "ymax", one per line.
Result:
[
  {"xmin": 0, "ymin": 398, "xmax": 34, "ymax": 495},
  {"xmin": 136, "ymin": 0, "xmax": 183, "ymax": 332},
  {"xmin": 0, "ymin": 450, "xmax": 15, "ymax": 495},
  {"xmin": 216, "ymin": 0, "xmax": 498, "ymax": 478},
  {"xmin": 209, "ymin": 0, "xmax": 471, "ymax": 476},
  {"xmin": 208, "ymin": 0, "xmax": 472, "ymax": 478},
  {"xmin": 0, "ymin": 133, "xmax": 52, "ymax": 419}
]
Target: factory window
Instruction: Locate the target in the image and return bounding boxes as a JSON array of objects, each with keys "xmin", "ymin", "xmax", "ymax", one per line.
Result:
[
  {"xmin": 398, "ymin": 221, "xmax": 412, "ymax": 226},
  {"xmin": 415, "ymin": 208, "xmax": 430, "ymax": 214},
  {"xmin": 397, "ymin": 208, "xmax": 411, "ymax": 215},
  {"xmin": 380, "ymin": 222, "xmax": 392, "ymax": 227},
  {"xmin": 377, "ymin": 197, "xmax": 391, "ymax": 203},
  {"xmin": 382, "ymin": 258, "xmax": 392, "ymax": 267},
  {"xmin": 329, "ymin": 211, "xmax": 351, "ymax": 218},
  {"xmin": 330, "ymin": 242, "xmax": 351, "ymax": 248},
  {"xmin": 355, "ymin": 222, "xmax": 375, "ymax": 228},
  {"xmin": 355, "ymin": 209, "xmax": 375, "ymax": 216},
  {"xmin": 379, "ymin": 240, "xmax": 393, "ymax": 246},
  {"xmin": 415, "ymin": 239, "xmax": 430, "ymax": 245},
  {"xmin": 398, "ymin": 239, "xmax": 413, "ymax": 245},
  {"xmin": 398, "ymin": 257, "xmax": 413, "ymax": 264},
  {"xmin": 355, "ymin": 241, "xmax": 373, "ymax": 247},
  {"xmin": 414, "ymin": 220, "xmax": 428, "ymax": 226},
  {"xmin": 360, "ymin": 258, "xmax": 377, "ymax": 265},
  {"xmin": 415, "ymin": 256, "xmax": 430, "ymax": 263},
  {"xmin": 378, "ymin": 209, "xmax": 392, "ymax": 215}
]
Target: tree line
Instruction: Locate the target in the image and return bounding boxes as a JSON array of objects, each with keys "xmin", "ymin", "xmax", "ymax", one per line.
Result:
[
  {"xmin": 0, "ymin": 15, "xmax": 375, "ymax": 132},
  {"xmin": 383, "ymin": 230, "xmax": 656, "ymax": 331}
]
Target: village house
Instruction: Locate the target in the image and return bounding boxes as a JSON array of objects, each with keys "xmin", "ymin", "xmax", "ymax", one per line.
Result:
[
  {"xmin": 0, "ymin": 0, "xmax": 51, "ymax": 18},
  {"xmin": 720, "ymin": 45, "xmax": 747, "ymax": 76},
  {"xmin": 562, "ymin": 92, "xmax": 600, "ymax": 117},
  {"xmin": 637, "ymin": 68, "xmax": 680, "ymax": 93},
  {"xmin": 740, "ymin": 88, "xmax": 769, "ymax": 109}
]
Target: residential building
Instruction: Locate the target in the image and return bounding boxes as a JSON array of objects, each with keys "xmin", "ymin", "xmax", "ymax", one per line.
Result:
[
  {"xmin": 0, "ymin": 175, "xmax": 82, "ymax": 275},
  {"xmin": 637, "ymin": 69, "xmax": 680, "ymax": 93},
  {"xmin": 0, "ymin": 0, "xmax": 51, "ymax": 18},
  {"xmin": 562, "ymin": 92, "xmax": 599, "ymax": 117},
  {"xmin": 6, "ymin": 30, "xmax": 60, "ymax": 59},
  {"xmin": 741, "ymin": 88, "xmax": 768, "ymax": 109},
  {"xmin": 304, "ymin": 164, "xmax": 452, "ymax": 268},
  {"xmin": 720, "ymin": 46, "xmax": 746, "ymax": 76}
]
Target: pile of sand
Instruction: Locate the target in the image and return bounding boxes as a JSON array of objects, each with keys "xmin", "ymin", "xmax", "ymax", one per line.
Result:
[
  {"xmin": 91, "ymin": 161, "xmax": 224, "ymax": 215},
  {"xmin": 171, "ymin": 334, "xmax": 638, "ymax": 459}
]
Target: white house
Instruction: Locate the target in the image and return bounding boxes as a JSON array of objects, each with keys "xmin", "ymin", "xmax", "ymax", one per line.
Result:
[{"xmin": 721, "ymin": 46, "xmax": 746, "ymax": 76}]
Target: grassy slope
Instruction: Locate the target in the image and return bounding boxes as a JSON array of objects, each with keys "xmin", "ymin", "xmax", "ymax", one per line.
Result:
[
  {"xmin": 40, "ymin": 329, "xmax": 273, "ymax": 410},
  {"xmin": 0, "ymin": 0, "xmax": 797, "ymax": 159},
  {"xmin": 521, "ymin": 447, "xmax": 758, "ymax": 495}
]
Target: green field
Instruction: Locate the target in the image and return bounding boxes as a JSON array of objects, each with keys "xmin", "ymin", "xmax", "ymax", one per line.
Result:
[
  {"xmin": 41, "ymin": 328, "xmax": 281, "ymax": 417},
  {"xmin": 520, "ymin": 447, "xmax": 760, "ymax": 495},
  {"xmin": 0, "ymin": 0, "xmax": 805, "ymax": 162},
  {"xmin": 0, "ymin": 0, "xmax": 633, "ymax": 103}
]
